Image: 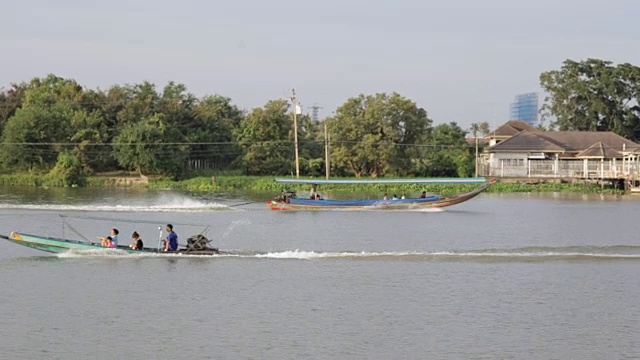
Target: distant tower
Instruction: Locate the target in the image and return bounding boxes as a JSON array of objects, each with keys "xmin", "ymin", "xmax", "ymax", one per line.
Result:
[
  {"xmin": 310, "ymin": 104, "xmax": 323, "ymax": 122},
  {"xmin": 509, "ymin": 92, "xmax": 539, "ymax": 126}
]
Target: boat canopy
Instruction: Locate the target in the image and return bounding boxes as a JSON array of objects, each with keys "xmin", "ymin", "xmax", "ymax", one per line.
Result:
[{"xmin": 274, "ymin": 177, "xmax": 487, "ymax": 185}]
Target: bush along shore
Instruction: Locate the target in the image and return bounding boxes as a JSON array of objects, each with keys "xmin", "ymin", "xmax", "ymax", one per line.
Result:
[
  {"xmin": 146, "ymin": 176, "xmax": 616, "ymax": 194},
  {"xmin": 0, "ymin": 173, "xmax": 619, "ymax": 194}
]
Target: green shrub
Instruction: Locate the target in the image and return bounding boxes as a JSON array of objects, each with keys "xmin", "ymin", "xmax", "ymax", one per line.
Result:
[{"xmin": 44, "ymin": 152, "xmax": 85, "ymax": 187}]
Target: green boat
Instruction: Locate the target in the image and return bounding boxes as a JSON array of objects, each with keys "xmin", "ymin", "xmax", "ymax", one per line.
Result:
[{"xmin": 1, "ymin": 231, "xmax": 221, "ymax": 256}]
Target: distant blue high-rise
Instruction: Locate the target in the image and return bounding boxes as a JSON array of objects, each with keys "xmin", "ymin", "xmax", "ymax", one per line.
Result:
[{"xmin": 509, "ymin": 92, "xmax": 539, "ymax": 126}]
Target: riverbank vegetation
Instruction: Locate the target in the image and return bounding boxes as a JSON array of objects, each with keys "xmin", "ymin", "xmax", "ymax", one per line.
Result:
[
  {"xmin": 0, "ymin": 172, "xmax": 617, "ymax": 194},
  {"xmin": 144, "ymin": 175, "xmax": 610, "ymax": 194},
  {"xmin": 0, "ymin": 58, "xmax": 638, "ymax": 191}
]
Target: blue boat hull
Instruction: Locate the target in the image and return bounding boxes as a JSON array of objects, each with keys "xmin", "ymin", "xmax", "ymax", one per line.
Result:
[
  {"xmin": 288, "ymin": 195, "xmax": 441, "ymax": 207},
  {"xmin": 267, "ymin": 180, "xmax": 495, "ymax": 210}
]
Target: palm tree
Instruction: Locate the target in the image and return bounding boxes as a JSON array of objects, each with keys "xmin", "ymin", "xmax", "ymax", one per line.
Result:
[{"xmin": 470, "ymin": 122, "xmax": 491, "ymax": 177}]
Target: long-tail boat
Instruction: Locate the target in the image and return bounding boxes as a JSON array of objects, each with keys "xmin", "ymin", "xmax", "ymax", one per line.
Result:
[
  {"xmin": 1, "ymin": 231, "xmax": 221, "ymax": 255},
  {"xmin": 267, "ymin": 177, "xmax": 495, "ymax": 211}
]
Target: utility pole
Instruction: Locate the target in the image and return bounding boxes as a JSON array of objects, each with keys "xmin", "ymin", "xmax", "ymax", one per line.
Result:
[
  {"xmin": 291, "ymin": 89, "xmax": 300, "ymax": 178},
  {"xmin": 324, "ymin": 120, "xmax": 330, "ymax": 179},
  {"xmin": 475, "ymin": 132, "xmax": 479, "ymax": 178},
  {"xmin": 310, "ymin": 103, "xmax": 329, "ymax": 179}
]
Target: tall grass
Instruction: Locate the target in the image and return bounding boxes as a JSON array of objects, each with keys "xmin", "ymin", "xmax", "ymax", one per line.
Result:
[
  {"xmin": 0, "ymin": 172, "xmax": 619, "ymax": 194},
  {"xmin": 148, "ymin": 176, "xmax": 613, "ymax": 194}
]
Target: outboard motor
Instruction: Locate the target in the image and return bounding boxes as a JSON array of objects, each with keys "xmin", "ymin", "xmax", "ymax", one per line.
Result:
[
  {"xmin": 186, "ymin": 234, "xmax": 211, "ymax": 251},
  {"xmin": 274, "ymin": 189, "xmax": 297, "ymax": 203}
]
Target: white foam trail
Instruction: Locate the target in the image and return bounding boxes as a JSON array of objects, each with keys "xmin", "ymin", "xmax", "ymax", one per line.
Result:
[
  {"xmin": 0, "ymin": 203, "xmax": 229, "ymax": 212},
  {"xmin": 407, "ymin": 208, "xmax": 445, "ymax": 213},
  {"xmin": 54, "ymin": 249, "xmax": 640, "ymax": 260},
  {"xmin": 253, "ymin": 250, "xmax": 421, "ymax": 259},
  {"xmin": 57, "ymin": 248, "xmax": 134, "ymax": 257}
]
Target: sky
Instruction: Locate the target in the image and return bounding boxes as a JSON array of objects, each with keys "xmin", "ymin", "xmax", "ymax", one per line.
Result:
[{"xmin": 1, "ymin": 0, "xmax": 639, "ymax": 130}]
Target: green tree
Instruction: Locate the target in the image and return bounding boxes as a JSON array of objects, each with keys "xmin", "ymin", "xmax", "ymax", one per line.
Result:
[
  {"xmin": 424, "ymin": 122, "xmax": 470, "ymax": 177},
  {"xmin": 329, "ymin": 92, "xmax": 432, "ymax": 177},
  {"xmin": 157, "ymin": 82, "xmax": 197, "ymax": 130},
  {"xmin": 0, "ymin": 82, "xmax": 27, "ymax": 135},
  {"xmin": 0, "ymin": 75, "xmax": 87, "ymax": 169},
  {"xmin": 234, "ymin": 99, "xmax": 293, "ymax": 175},
  {"xmin": 188, "ymin": 95, "xmax": 244, "ymax": 169},
  {"xmin": 83, "ymin": 85, "xmax": 133, "ymax": 172},
  {"xmin": 112, "ymin": 114, "xmax": 187, "ymax": 177},
  {"xmin": 540, "ymin": 58, "xmax": 640, "ymax": 140},
  {"xmin": 116, "ymin": 81, "xmax": 159, "ymax": 125}
]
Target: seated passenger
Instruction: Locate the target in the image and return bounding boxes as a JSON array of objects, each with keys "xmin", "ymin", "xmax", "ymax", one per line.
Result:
[
  {"xmin": 162, "ymin": 224, "xmax": 178, "ymax": 252},
  {"xmin": 105, "ymin": 236, "xmax": 116, "ymax": 248},
  {"xmin": 129, "ymin": 231, "xmax": 143, "ymax": 250},
  {"xmin": 99, "ymin": 228, "xmax": 119, "ymax": 247},
  {"xmin": 420, "ymin": 191, "xmax": 427, "ymax": 198}
]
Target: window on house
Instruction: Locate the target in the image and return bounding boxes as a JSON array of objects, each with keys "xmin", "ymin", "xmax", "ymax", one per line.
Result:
[{"xmin": 503, "ymin": 159, "xmax": 524, "ymax": 166}]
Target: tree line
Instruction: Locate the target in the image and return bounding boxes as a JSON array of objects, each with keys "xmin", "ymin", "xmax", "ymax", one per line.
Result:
[
  {"xmin": 0, "ymin": 74, "xmax": 489, "ymax": 181},
  {"xmin": 0, "ymin": 58, "xmax": 637, "ymax": 182}
]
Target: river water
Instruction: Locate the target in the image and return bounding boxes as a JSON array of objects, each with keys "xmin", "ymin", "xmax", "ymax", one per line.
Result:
[{"xmin": 0, "ymin": 187, "xmax": 638, "ymax": 359}]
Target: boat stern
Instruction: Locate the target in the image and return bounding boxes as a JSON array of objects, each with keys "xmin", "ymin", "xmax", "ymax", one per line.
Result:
[{"xmin": 267, "ymin": 201, "xmax": 291, "ymax": 210}]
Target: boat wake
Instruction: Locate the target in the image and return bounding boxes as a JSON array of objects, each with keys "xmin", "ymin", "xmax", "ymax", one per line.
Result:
[
  {"xmin": 0, "ymin": 201, "xmax": 230, "ymax": 212},
  {"xmin": 55, "ymin": 245, "xmax": 640, "ymax": 262}
]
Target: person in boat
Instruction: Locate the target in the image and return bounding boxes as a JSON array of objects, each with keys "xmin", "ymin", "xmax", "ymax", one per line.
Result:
[
  {"xmin": 383, "ymin": 193, "xmax": 388, "ymax": 200},
  {"xmin": 392, "ymin": 194, "xmax": 398, "ymax": 200},
  {"xmin": 105, "ymin": 236, "xmax": 116, "ymax": 248},
  {"xmin": 419, "ymin": 191, "xmax": 427, "ymax": 198},
  {"xmin": 309, "ymin": 186, "xmax": 323, "ymax": 200},
  {"xmin": 162, "ymin": 224, "xmax": 178, "ymax": 252},
  {"xmin": 99, "ymin": 228, "xmax": 119, "ymax": 247},
  {"xmin": 129, "ymin": 231, "xmax": 143, "ymax": 250},
  {"xmin": 401, "ymin": 193, "xmax": 406, "ymax": 199}
]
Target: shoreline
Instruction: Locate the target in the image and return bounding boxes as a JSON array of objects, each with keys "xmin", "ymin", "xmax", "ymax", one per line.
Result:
[{"xmin": 0, "ymin": 174, "xmax": 622, "ymax": 194}]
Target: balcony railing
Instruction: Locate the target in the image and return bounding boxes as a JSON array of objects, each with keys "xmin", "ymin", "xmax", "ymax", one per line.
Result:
[{"xmin": 478, "ymin": 159, "xmax": 640, "ymax": 178}]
